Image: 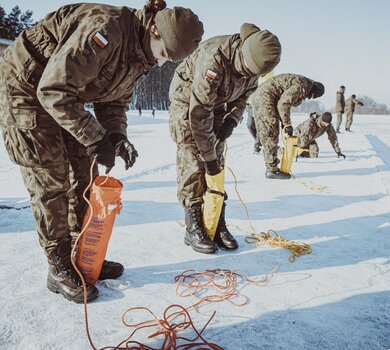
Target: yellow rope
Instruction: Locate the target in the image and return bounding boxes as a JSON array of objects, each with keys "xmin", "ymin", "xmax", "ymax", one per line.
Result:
[
  {"xmin": 245, "ymin": 230, "xmax": 312, "ymax": 263},
  {"xmin": 225, "ymin": 143, "xmax": 312, "ymax": 262},
  {"xmin": 291, "ymin": 174, "xmax": 328, "ymax": 193}
]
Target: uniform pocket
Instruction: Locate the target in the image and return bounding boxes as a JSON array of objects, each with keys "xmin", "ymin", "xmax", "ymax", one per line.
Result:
[
  {"xmin": 2, "ymin": 122, "xmax": 65, "ymax": 167},
  {"xmin": 169, "ymin": 103, "xmax": 193, "ymax": 144}
]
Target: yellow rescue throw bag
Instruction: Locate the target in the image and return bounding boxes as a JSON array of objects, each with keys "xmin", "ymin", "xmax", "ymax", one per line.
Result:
[
  {"xmin": 203, "ymin": 169, "xmax": 225, "ymax": 239},
  {"xmin": 280, "ymin": 136, "xmax": 299, "ymax": 174},
  {"xmin": 76, "ymin": 176, "xmax": 123, "ymax": 284}
]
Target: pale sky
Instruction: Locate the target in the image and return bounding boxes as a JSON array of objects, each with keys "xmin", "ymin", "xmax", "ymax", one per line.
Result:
[{"xmin": 1, "ymin": 0, "xmax": 390, "ymax": 108}]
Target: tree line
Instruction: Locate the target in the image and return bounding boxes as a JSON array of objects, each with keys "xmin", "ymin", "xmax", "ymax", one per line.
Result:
[
  {"xmin": 0, "ymin": 5, "xmax": 36, "ymax": 40},
  {"xmin": 1, "ymin": 6, "xmax": 389, "ymax": 115}
]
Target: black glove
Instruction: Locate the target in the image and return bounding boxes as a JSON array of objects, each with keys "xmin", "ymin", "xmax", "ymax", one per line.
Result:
[
  {"xmin": 204, "ymin": 159, "xmax": 222, "ymax": 176},
  {"xmin": 284, "ymin": 125, "xmax": 294, "ymax": 137},
  {"xmin": 337, "ymin": 151, "xmax": 346, "ymax": 159},
  {"xmin": 216, "ymin": 117, "xmax": 237, "ymax": 142},
  {"xmin": 109, "ymin": 133, "xmax": 138, "ymax": 170},
  {"xmin": 87, "ymin": 133, "xmax": 116, "ymax": 172}
]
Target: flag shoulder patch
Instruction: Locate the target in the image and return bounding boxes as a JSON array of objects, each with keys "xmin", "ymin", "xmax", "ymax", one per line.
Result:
[
  {"xmin": 92, "ymin": 32, "xmax": 108, "ymax": 48},
  {"xmin": 205, "ymin": 69, "xmax": 218, "ymax": 80}
]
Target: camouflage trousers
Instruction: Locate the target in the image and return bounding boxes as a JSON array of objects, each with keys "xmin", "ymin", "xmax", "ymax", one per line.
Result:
[
  {"xmin": 1, "ymin": 111, "xmax": 97, "ymax": 256},
  {"xmin": 169, "ymin": 102, "xmax": 225, "ymax": 208},
  {"xmin": 299, "ymin": 141, "xmax": 319, "ymax": 158},
  {"xmin": 247, "ymin": 110, "xmax": 262, "ymax": 150},
  {"xmin": 345, "ymin": 111, "xmax": 354, "ymax": 129},
  {"xmin": 252, "ymin": 100, "xmax": 280, "ymax": 171},
  {"xmin": 336, "ymin": 112, "xmax": 343, "ymax": 131}
]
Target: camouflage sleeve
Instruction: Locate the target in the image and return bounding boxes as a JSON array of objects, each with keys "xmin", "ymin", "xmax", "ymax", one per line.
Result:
[
  {"xmin": 277, "ymin": 86, "xmax": 305, "ymax": 127},
  {"xmin": 37, "ymin": 21, "xmax": 119, "ymax": 146},
  {"xmin": 326, "ymin": 125, "xmax": 341, "ymax": 153},
  {"xmin": 225, "ymin": 83, "xmax": 257, "ymax": 125},
  {"xmin": 94, "ymin": 89, "xmax": 133, "ymax": 137},
  {"xmin": 189, "ymin": 61, "xmax": 222, "ymax": 162},
  {"xmin": 355, "ymin": 99, "xmax": 364, "ymax": 106},
  {"xmin": 296, "ymin": 118, "xmax": 314, "ymax": 148}
]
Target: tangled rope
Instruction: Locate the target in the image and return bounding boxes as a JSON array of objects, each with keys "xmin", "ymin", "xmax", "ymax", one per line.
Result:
[
  {"xmin": 100, "ymin": 304, "xmax": 222, "ymax": 350},
  {"xmin": 245, "ymin": 230, "xmax": 312, "ymax": 263},
  {"xmin": 175, "ymin": 268, "xmax": 277, "ymax": 311}
]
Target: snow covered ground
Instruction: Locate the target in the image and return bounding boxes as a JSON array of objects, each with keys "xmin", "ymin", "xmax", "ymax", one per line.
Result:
[{"xmin": 0, "ymin": 112, "xmax": 389, "ymax": 350}]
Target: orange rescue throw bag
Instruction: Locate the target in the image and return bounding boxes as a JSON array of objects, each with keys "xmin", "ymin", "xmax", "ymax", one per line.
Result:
[{"xmin": 76, "ymin": 176, "xmax": 123, "ymax": 284}]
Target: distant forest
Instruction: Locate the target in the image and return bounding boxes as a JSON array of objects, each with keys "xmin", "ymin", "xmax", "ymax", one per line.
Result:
[{"xmin": 1, "ymin": 5, "xmax": 389, "ymax": 114}]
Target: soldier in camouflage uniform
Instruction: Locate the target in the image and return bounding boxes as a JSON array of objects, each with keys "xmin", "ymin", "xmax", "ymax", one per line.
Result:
[
  {"xmin": 246, "ymin": 99, "xmax": 262, "ymax": 154},
  {"xmin": 250, "ymin": 73, "xmax": 325, "ymax": 179},
  {"xmin": 345, "ymin": 94, "xmax": 364, "ymax": 131},
  {"xmin": 335, "ymin": 85, "xmax": 346, "ymax": 133},
  {"xmin": 0, "ymin": 1, "xmax": 203, "ymax": 303},
  {"xmin": 295, "ymin": 112, "xmax": 345, "ymax": 159},
  {"xmin": 169, "ymin": 23, "xmax": 281, "ymax": 254}
]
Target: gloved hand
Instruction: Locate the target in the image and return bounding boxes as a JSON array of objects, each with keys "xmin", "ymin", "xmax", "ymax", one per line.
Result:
[
  {"xmin": 337, "ymin": 151, "xmax": 346, "ymax": 159},
  {"xmin": 283, "ymin": 125, "xmax": 293, "ymax": 137},
  {"xmin": 109, "ymin": 133, "xmax": 139, "ymax": 170},
  {"xmin": 204, "ymin": 159, "xmax": 222, "ymax": 176},
  {"xmin": 216, "ymin": 117, "xmax": 237, "ymax": 142},
  {"xmin": 87, "ymin": 133, "xmax": 116, "ymax": 173}
]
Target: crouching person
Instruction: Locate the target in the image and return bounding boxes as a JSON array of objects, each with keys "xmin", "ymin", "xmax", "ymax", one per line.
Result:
[
  {"xmin": 169, "ymin": 23, "xmax": 281, "ymax": 254},
  {"xmin": 295, "ymin": 112, "xmax": 345, "ymax": 159}
]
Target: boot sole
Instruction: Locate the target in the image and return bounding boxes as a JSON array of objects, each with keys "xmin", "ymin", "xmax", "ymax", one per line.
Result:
[
  {"xmin": 47, "ymin": 279, "xmax": 99, "ymax": 304},
  {"xmin": 216, "ymin": 242, "xmax": 239, "ymax": 250},
  {"xmin": 184, "ymin": 236, "xmax": 218, "ymax": 254}
]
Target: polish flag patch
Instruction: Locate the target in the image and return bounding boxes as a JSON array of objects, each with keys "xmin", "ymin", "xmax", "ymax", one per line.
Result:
[
  {"xmin": 206, "ymin": 69, "xmax": 217, "ymax": 80},
  {"xmin": 92, "ymin": 32, "xmax": 108, "ymax": 48}
]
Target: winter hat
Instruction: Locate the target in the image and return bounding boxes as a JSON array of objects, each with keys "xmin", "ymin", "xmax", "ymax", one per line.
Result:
[
  {"xmin": 321, "ymin": 112, "xmax": 332, "ymax": 123},
  {"xmin": 155, "ymin": 7, "xmax": 204, "ymax": 62},
  {"xmin": 239, "ymin": 23, "xmax": 281, "ymax": 76},
  {"xmin": 310, "ymin": 82, "xmax": 325, "ymax": 99}
]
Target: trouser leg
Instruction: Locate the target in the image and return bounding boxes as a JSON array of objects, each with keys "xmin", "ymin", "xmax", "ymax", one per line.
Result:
[
  {"xmin": 336, "ymin": 112, "xmax": 343, "ymax": 131},
  {"xmin": 346, "ymin": 112, "xmax": 353, "ymax": 129},
  {"xmin": 308, "ymin": 141, "xmax": 319, "ymax": 158},
  {"xmin": 61, "ymin": 130, "xmax": 98, "ymax": 240}
]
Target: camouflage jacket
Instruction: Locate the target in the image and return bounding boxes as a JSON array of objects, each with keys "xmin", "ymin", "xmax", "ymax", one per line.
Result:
[
  {"xmin": 169, "ymin": 35, "xmax": 258, "ymax": 162},
  {"xmin": 336, "ymin": 91, "xmax": 345, "ymax": 113},
  {"xmin": 345, "ymin": 96, "xmax": 364, "ymax": 113},
  {"xmin": 295, "ymin": 113, "xmax": 341, "ymax": 153},
  {"xmin": 251, "ymin": 73, "xmax": 315, "ymax": 127},
  {"xmin": 0, "ymin": 4, "xmax": 155, "ymax": 146}
]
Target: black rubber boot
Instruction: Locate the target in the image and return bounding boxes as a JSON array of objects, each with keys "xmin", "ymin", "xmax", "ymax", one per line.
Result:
[
  {"xmin": 265, "ymin": 169, "xmax": 291, "ymax": 179},
  {"xmin": 215, "ymin": 203, "xmax": 238, "ymax": 250},
  {"xmin": 47, "ymin": 239, "xmax": 99, "ymax": 303},
  {"xmin": 184, "ymin": 205, "xmax": 218, "ymax": 254},
  {"xmin": 99, "ymin": 260, "xmax": 124, "ymax": 280}
]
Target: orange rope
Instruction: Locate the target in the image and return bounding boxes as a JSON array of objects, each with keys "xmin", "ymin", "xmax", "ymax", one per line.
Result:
[
  {"xmin": 175, "ymin": 268, "xmax": 277, "ymax": 311},
  {"xmin": 71, "ymin": 160, "xmax": 224, "ymax": 349}
]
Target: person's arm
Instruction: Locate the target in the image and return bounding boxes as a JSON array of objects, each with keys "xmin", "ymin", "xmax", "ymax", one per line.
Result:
[
  {"xmin": 355, "ymin": 99, "xmax": 364, "ymax": 106},
  {"xmin": 326, "ymin": 125, "xmax": 341, "ymax": 153},
  {"xmin": 277, "ymin": 85, "xmax": 305, "ymax": 127},
  {"xmin": 225, "ymin": 83, "xmax": 257, "ymax": 125},
  {"xmin": 189, "ymin": 61, "xmax": 222, "ymax": 162},
  {"xmin": 37, "ymin": 21, "xmax": 119, "ymax": 146},
  {"xmin": 94, "ymin": 89, "xmax": 133, "ymax": 137},
  {"xmin": 296, "ymin": 119, "xmax": 314, "ymax": 148}
]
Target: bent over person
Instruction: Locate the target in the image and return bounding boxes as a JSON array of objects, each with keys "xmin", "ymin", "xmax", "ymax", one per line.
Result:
[
  {"xmin": 294, "ymin": 112, "xmax": 345, "ymax": 159},
  {"xmin": 0, "ymin": 1, "xmax": 203, "ymax": 303},
  {"xmin": 169, "ymin": 23, "xmax": 281, "ymax": 254},
  {"xmin": 250, "ymin": 73, "xmax": 325, "ymax": 179}
]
